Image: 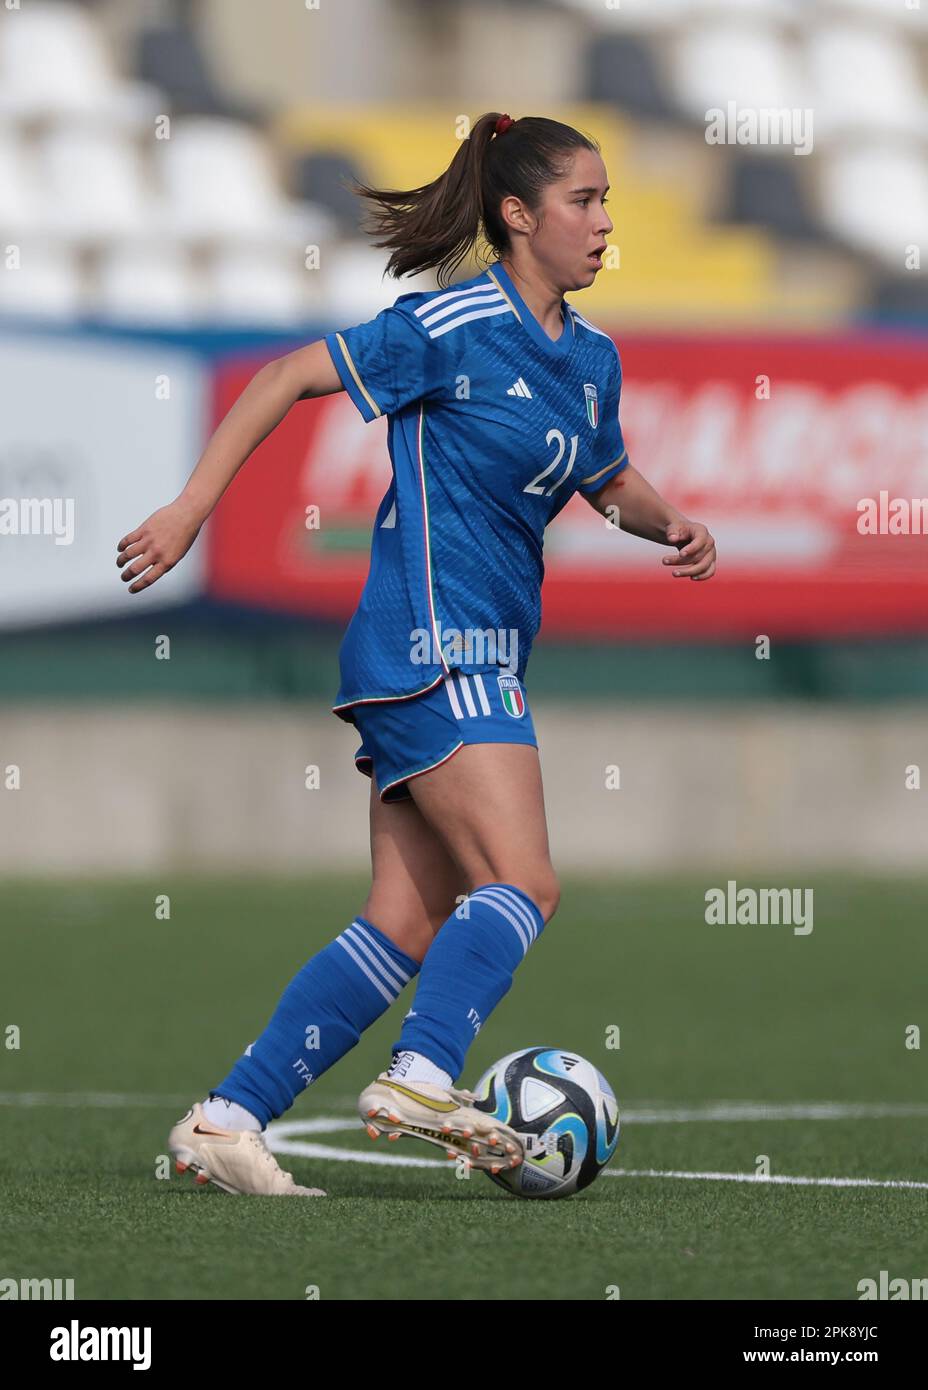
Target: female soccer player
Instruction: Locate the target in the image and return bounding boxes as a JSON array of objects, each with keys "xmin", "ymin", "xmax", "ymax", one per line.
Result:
[{"xmin": 118, "ymin": 113, "xmax": 716, "ymax": 1196}]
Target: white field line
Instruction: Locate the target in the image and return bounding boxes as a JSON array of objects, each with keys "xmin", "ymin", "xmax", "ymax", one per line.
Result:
[
  {"xmin": 608, "ymin": 1169, "xmax": 928, "ymax": 1190},
  {"xmin": 0, "ymin": 1091, "xmax": 195, "ymax": 1108},
  {"xmin": 3, "ymin": 1094, "xmax": 928, "ymax": 1190},
  {"xmin": 264, "ymin": 1115, "xmax": 928, "ymax": 1191}
]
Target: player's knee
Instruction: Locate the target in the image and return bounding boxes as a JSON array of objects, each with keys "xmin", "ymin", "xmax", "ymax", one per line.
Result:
[{"xmin": 485, "ymin": 871, "xmax": 560, "ymax": 925}]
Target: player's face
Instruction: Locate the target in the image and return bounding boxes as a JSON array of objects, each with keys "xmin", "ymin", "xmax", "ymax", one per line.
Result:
[{"xmin": 536, "ymin": 149, "xmax": 613, "ymax": 291}]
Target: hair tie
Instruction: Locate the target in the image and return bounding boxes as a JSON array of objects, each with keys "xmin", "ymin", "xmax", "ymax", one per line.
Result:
[{"xmin": 494, "ymin": 113, "xmax": 514, "ymax": 136}]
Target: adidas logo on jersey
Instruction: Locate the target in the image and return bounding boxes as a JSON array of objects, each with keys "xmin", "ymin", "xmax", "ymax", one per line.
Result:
[{"xmin": 507, "ymin": 377, "xmax": 532, "ymax": 398}]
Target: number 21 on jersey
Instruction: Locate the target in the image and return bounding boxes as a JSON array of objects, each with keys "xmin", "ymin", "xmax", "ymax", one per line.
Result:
[{"xmin": 523, "ymin": 429, "xmax": 577, "ymax": 497}]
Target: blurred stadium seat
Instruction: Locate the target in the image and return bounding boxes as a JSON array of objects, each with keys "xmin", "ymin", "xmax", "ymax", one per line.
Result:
[
  {"xmin": 670, "ymin": 24, "xmax": 803, "ymax": 117},
  {"xmin": 155, "ymin": 117, "xmax": 333, "ymax": 249},
  {"xmin": 808, "ymin": 22, "xmax": 928, "ymax": 141},
  {"xmin": 206, "ymin": 246, "xmax": 312, "ymax": 326},
  {"xmin": 0, "ymin": 128, "xmax": 43, "ymax": 238},
  {"xmin": 584, "ymin": 32, "xmax": 679, "ymax": 122},
  {"xmin": 0, "ymin": 0, "xmax": 158, "ymax": 127},
  {"xmin": 723, "ymin": 155, "xmax": 825, "ymax": 243},
  {"xmin": 291, "ymin": 148, "xmax": 370, "ymax": 235},
  {"xmin": 0, "ymin": 238, "xmax": 84, "ymax": 317},
  {"xmin": 36, "ymin": 125, "xmax": 158, "ymax": 244},
  {"xmin": 134, "ymin": 15, "xmax": 264, "ymax": 123},
  {"xmin": 820, "ymin": 142, "xmax": 928, "ymax": 264},
  {"xmin": 96, "ymin": 241, "xmax": 200, "ymax": 325}
]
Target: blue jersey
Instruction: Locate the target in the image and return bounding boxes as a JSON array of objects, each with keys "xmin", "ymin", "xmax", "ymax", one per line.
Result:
[{"xmin": 323, "ymin": 257, "xmax": 630, "ymax": 722}]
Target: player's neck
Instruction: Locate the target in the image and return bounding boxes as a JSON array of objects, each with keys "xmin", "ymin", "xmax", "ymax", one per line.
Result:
[{"xmin": 498, "ymin": 258, "xmax": 565, "ymax": 344}]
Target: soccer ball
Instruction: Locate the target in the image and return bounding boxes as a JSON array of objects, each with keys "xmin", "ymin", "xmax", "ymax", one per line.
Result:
[{"xmin": 470, "ymin": 1045, "xmax": 620, "ymax": 1198}]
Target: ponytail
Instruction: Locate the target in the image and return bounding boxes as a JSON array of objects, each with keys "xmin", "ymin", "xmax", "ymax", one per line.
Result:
[{"xmin": 349, "ymin": 112, "xmax": 599, "ymax": 287}]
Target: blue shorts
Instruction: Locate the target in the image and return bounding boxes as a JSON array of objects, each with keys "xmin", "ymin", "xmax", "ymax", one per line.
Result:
[{"xmin": 349, "ymin": 669, "xmax": 538, "ymax": 803}]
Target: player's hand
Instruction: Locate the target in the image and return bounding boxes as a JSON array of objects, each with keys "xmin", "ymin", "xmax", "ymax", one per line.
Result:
[
  {"xmin": 116, "ymin": 497, "xmax": 204, "ymax": 593},
  {"xmin": 662, "ymin": 520, "xmax": 716, "ymax": 581}
]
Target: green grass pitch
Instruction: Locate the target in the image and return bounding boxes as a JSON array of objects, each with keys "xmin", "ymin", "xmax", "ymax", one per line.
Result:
[{"xmin": 2, "ymin": 874, "xmax": 926, "ymax": 1300}]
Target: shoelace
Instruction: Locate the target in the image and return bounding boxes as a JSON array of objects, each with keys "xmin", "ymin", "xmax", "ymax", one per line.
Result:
[{"xmin": 250, "ymin": 1131, "xmax": 292, "ymax": 1179}]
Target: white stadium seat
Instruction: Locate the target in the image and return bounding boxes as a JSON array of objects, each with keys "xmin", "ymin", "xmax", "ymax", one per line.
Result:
[
  {"xmin": 819, "ymin": 144, "xmax": 928, "ymax": 264},
  {"xmin": 0, "ymin": 241, "xmax": 84, "ymax": 319},
  {"xmin": 35, "ymin": 126, "xmax": 162, "ymax": 244},
  {"xmin": 0, "ymin": 1, "xmax": 159, "ymax": 128},
  {"xmin": 807, "ymin": 24, "xmax": 928, "ymax": 140},
  {"xmin": 95, "ymin": 242, "xmax": 200, "ymax": 325},
  {"xmin": 155, "ymin": 117, "xmax": 334, "ymax": 250},
  {"xmin": 204, "ymin": 248, "xmax": 309, "ymax": 326},
  {"xmin": 0, "ymin": 129, "xmax": 44, "ymax": 236},
  {"xmin": 671, "ymin": 24, "xmax": 806, "ymax": 118}
]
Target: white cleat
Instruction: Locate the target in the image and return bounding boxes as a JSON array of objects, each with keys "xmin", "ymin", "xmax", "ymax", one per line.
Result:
[
  {"xmin": 167, "ymin": 1103, "xmax": 326, "ymax": 1197},
  {"xmin": 358, "ymin": 1073, "xmax": 524, "ymax": 1175}
]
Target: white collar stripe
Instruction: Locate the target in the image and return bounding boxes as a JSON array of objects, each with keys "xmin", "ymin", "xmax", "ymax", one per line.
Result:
[
  {"xmin": 413, "ymin": 281, "xmax": 500, "ymax": 317},
  {"xmin": 426, "ymin": 302, "xmax": 514, "ymax": 337},
  {"xmin": 419, "ymin": 290, "xmax": 505, "ymax": 328}
]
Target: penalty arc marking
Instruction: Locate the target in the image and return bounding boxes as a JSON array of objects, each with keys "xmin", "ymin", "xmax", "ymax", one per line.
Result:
[{"xmin": 265, "ymin": 1113, "xmax": 928, "ymax": 1191}]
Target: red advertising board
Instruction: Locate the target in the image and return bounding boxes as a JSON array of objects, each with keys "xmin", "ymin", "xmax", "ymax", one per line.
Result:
[{"xmin": 207, "ymin": 333, "xmax": 928, "ymax": 638}]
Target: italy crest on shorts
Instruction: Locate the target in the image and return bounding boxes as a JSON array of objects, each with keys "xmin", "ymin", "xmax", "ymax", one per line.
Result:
[
  {"xmin": 583, "ymin": 382, "xmax": 599, "ymax": 429},
  {"xmin": 497, "ymin": 673, "xmax": 525, "ymax": 718}
]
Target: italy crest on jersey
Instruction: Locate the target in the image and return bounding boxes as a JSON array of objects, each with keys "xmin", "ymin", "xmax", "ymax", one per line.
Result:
[
  {"xmin": 583, "ymin": 382, "xmax": 599, "ymax": 429},
  {"xmin": 498, "ymin": 673, "xmax": 526, "ymax": 718}
]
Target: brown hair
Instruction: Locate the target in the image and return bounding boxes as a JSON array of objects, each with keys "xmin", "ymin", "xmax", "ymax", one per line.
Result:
[{"xmin": 349, "ymin": 113, "xmax": 599, "ymax": 287}]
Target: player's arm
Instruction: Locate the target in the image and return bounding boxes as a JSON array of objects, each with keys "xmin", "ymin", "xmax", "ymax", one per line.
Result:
[
  {"xmin": 116, "ymin": 339, "xmax": 344, "ymax": 593},
  {"xmin": 583, "ymin": 461, "xmax": 717, "ymax": 581}
]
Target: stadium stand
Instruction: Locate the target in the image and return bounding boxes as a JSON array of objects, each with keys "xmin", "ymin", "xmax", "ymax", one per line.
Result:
[{"xmin": 0, "ymin": 0, "xmax": 924, "ymax": 326}]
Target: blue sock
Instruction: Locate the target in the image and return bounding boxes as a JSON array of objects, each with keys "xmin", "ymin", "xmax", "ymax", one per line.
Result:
[
  {"xmin": 392, "ymin": 883, "xmax": 546, "ymax": 1083},
  {"xmin": 212, "ymin": 916, "xmax": 420, "ymax": 1126}
]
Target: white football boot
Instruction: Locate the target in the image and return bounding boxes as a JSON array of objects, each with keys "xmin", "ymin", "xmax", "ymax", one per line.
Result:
[
  {"xmin": 168, "ymin": 1103, "xmax": 326, "ymax": 1196},
  {"xmin": 359, "ymin": 1072, "xmax": 524, "ymax": 1175}
]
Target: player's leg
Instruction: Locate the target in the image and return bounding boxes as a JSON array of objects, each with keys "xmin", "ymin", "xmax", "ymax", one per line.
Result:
[
  {"xmin": 408, "ymin": 741, "xmax": 558, "ymax": 913},
  {"xmin": 395, "ymin": 741, "xmax": 558, "ymax": 1078},
  {"xmin": 168, "ymin": 779, "xmax": 461, "ymax": 1194},
  {"xmin": 361, "ymin": 741, "xmax": 558, "ymax": 1173},
  {"xmin": 204, "ymin": 775, "xmax": 462, "ymax": 1120},
  {"xmin": 360, "ymin": 768, "xmax": 466, "ymax": 964}
]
